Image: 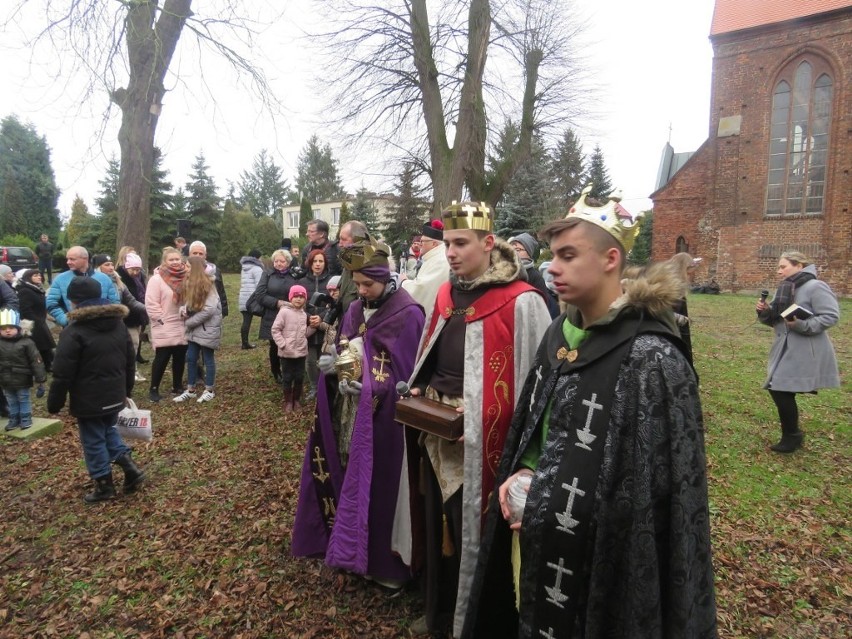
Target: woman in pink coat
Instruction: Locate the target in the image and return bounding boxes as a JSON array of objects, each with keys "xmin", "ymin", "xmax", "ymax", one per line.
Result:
[
  {"xmin": 144, "ymin": 247, "xmax": 188, "ymax": 402},
  {"xmin": 271, "ymin": 285, "xmax": 316, "ymax": 411}
]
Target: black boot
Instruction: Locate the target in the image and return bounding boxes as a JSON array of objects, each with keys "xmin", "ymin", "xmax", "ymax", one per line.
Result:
[
  {"xmin": 114, "ymin": 452, "xmax": 146, "ymax": 493},
  {"xmin": 292, "ymin": 381, "xmax": 304, "ymax": 411},
  {"xmin": 770, "ymin": 431, "xmax": 804, "ymax": 453},
  {"xmin": 241, "ymin": 342, "xmax": 257, "ymax": 350},
  {"xmin": 84, "ymin": 473, "xmax": 116, "ymax": 504}
]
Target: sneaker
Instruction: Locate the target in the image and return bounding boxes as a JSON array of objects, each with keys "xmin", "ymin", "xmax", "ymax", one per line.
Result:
[
  {"xmin": 148, "ymin": 390, "xmax": 162, "ymax": 403},
  {"xmin": 4, "ymin": 419, "xmax": 19, "ymax": 431},
  {"xmin": 196, "ymin": 390, "xmax": 215, "ymax": 403},
  {"xmin": 173, "ymin": 390, "xmax": 197, "ymax": 403},
  {"xmin": 135, "ymin": 371, "xmax": 147, "ymax": 382}
]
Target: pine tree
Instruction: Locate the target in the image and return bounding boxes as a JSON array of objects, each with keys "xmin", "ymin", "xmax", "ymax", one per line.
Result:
[
  {"xmin": 495, "ymin": 135, "xmax": 559, "ymax": 237},
  {"xmin": 147, "ymin": 148, "xmax": 177, "ymax": 258},
  {"xmin": 295, "ymin": 135, "xmax": 346, "ymax": 204},
  {"xmin": 384, "ymin": 163, "xmax": 428, "ymax": 249},
  {"xmin": 0, "ymin": 169, "xmax": 27, "ymax": 236},
  {"xmin": 629, "ymin": 210, "xmax": 653, "ymax": 265},
  {"xmin": 337, "ymin": 200, "xmax": 351, "ymax": 231},
  {"xmin": 184, "ymin": 152, "xmax": 221, "ymax": 257},
  {"xmin": 350, "ymin": 188, "xmax": 380, "ymax": 232},
  {"xmin": 93, "ymin": 156, "xmax": 120, "ymax": 254},
  {"xmin": 299, "ymin": 197, "xmax": 313, "ymax": 238},
  {"xmin": 66, "ymin": 195, "xmax": 97, "ymax": 248},
  {"xmin": 586, "ymin": 145, "xmax": 613, "ymax": 200},
  {"xmin": 551, "ymin": 128, "xmax": 586, "ymax": 205},
  {"xmin": 238, "ymin": 149, "xmax": 289, "ymax": 218}
]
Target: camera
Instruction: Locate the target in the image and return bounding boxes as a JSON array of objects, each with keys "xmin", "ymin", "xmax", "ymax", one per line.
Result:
[{"xmin": 307, "ymin": 291, "xmax": 334, "ymax": 320}]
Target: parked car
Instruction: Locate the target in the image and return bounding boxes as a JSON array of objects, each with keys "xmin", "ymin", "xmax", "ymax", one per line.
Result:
[{"xmin": 0, "ymin": 246, "xmax": 38, "ymax": 273}]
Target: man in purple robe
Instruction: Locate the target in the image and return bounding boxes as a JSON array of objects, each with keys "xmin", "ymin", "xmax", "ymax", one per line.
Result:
[{"xmin": 292, "ymin": 233, "xmax": 425, "ymax": 587}]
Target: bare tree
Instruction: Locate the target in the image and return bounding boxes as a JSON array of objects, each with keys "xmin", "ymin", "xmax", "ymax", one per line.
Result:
[
  {"xmin": 314, "ymin": 0, "xmax": 590, "ymax": 215},
  {"xmin": 3, "ymin": 1, "xmax": 277, "ymax": 263}
]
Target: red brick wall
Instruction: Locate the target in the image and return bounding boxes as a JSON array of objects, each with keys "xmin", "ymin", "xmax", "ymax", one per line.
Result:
[{"xmin": 651, "ymin": 9, "xmax": 851, "ymax": 295}]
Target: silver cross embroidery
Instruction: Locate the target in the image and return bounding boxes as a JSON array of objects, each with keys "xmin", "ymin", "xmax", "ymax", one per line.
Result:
[
  {"xmin": 555, "ymin": 477, "xmax": 585, "ymax": 534},
  {"xmin": 530, "ymin": 366, "xmax": 543, "ymax": 411},
  {"xmin": 575, "ymin": 392, "xmax": 603, "ymax": 450},
  {"xmin": 539, "ymin": 628, "xmax": 557, "ymax": 639},
  {"xmin": 544, "ymin": 556, "xmax": 572, "ymax": 608}
]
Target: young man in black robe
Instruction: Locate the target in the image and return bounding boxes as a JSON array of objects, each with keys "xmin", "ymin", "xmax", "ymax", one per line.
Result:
[{"xmin": 462, "ymin": 186, "xmax": 717, "ymax": 638}]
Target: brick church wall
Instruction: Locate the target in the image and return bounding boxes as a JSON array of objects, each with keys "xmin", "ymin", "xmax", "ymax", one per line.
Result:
[{"xmin": 651, "ymin": 9, "xmax": 851, "ymax": 295}]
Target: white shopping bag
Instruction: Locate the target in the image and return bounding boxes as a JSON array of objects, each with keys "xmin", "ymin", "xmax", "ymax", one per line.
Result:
[{"xmin": 116, "ymin": 399, "xmax": 153, "ymax": 442}]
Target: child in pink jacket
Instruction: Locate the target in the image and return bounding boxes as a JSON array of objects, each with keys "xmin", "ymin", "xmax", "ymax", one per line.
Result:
[{"xmin": 271, "ymin": 285, "xmax": 315, "ymax": 410}]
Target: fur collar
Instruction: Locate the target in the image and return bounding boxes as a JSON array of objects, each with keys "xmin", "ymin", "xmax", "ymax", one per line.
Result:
[
  {"xmin": 67, "ymin": 303, "xmax": 129, "ymax": 323},
  {"xmin": 450, "ymin": 239, "xmax": 522, "ymax": 290}
]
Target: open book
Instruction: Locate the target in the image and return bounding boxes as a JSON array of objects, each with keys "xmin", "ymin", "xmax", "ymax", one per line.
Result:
[{"xmin": 781, "ymin": 303, "xmax": 813, "ymax": 321}]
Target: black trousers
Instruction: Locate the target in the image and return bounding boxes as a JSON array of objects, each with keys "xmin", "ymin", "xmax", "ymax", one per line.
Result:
[
  {"xmin": 150, "ymin": 345, "xmax": 188, "ymax": 393},
  {"xmin": 769, "ymin": 389, "xmax": 799, "ymax": 434},
  {"xmin": 281, "ymin": 356, "xmax": 306, "ymax": 390},
  {"xmin": 240, "ymin": 311, "xmax": 254, "ymax": 346},
  {"xmin": 268, "ymin": 341, "xmax": 280, "ymax": 378}
]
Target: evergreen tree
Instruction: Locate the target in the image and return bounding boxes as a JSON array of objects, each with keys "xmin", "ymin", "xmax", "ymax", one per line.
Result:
[
  {"xmin": 94, "ymin": 210, "xmax": 119, "ymax": 254},
  {"xmin": 384, "ymin": 163, "xmax": 428, "ymax": 249},
  {"xmin": 0, "ymin": 169, "xmax": 27, "ymax": 236},
  {"xmin": 217, "ymin": 202, "xmax": 252, "ymax": 272},
  {"xmin": 350, "ymin": 188, "xmax": 380, "ymax": 232},
  {"xmin": 93, "ymin": 156, "xmax": 120, "ymax": 254},
  {"xmin": 66, "ymin": 195, "xmax": 97, "ymax": 248},
  {"xmin": 295, "ymin": 135, "xmax": 346, "ymax": 204},
  {"xmin": 551, "ymin": 128, "xmax": 586, "ymax": 205},
  {"xmin": 238, "ymin": 149, "xmax": 289, "ymax": 218},
  {"xmin": 586, "ymin": 145, "xmax": 613, "ymax": 200},
  {"xmin": 147, "ymin": 148, "xmax": 177, "ymax": 258},
  {"xmin": 95, "ymin": 156, "xmax": 120, "ymax": 215},
  {"xmin": 299, "ymin": 197, "xmax": 313, "ymax": 238},
  {"xmin": 0, "ymin": 115, "xmax": 61, "ymax": 240},
  {"xmin": 629, "ymin": 210, "xmax": 653, "ymax": 265},
  {"xmin": 337, "ymin": 200, "xmax": 351, "ymax": 232},
  {"xmin": 495, "ymin": 135, "xmax": 559, "ymax": 237},
  {"xmin": 184, "ymin": 152, "xmax": 221, "ymax": 257}
]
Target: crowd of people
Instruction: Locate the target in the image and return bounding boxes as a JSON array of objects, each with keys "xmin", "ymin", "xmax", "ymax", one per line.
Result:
[{"xmin": 0, "ymin": 192, "xmax": 843, "ymax": 637}]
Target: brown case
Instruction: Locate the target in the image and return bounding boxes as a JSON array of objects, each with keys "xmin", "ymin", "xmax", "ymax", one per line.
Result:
[{"xmin": 395, "ymin": 396, "xmax": 464, "ymax": 440}]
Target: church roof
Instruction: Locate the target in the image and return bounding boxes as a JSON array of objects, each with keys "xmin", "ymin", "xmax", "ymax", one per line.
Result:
[{"xmin": 711, "ymin": 0, "xmax": 852, "ymax": 36}]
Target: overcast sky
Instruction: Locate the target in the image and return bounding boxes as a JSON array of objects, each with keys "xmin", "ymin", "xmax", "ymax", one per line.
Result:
[{"xmin": 0, "ymin": 0, "xmax": 716, "ymax": 221}]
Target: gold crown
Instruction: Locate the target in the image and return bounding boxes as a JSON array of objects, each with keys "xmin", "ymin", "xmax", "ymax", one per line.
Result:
[
  {"xmin": 566, "ymin": 185, "xmax": 643, "ymax": 252},
  {"xmin": 441, "ymin": 201, "xmax": 494, "ymax": 232},
  {"xmin": 339, "ymin": 232, "xmax": 391, "ymax": 271}
]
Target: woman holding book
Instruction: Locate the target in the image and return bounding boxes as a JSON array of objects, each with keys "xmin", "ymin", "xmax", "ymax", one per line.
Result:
[{"xmin": 756, "ymin": 251, "xmax": 839, "ymax": 453}]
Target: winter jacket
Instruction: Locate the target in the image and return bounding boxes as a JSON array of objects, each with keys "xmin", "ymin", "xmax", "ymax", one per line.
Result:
[
  {"xmin": 117, "ymin": 266, "xmax": 149, "ymax": 328},
  {"xmin": 15, "ymin": 280, "xmax": 56, "ymax": 353},
  {"xmin": 303, "ymin": 239, "xmax": 341, "ymax": 276},
  {"xmin": 90, "ymin": 271, "xmax": 121, "ymax": 304},
  {"xmin": 255, "ymin": 269, "xmax": 299, "ymax": 340},
  {"xmin": 184, "ymin": 289, "xmax": 223, "ymax": 350},
  {"xmin": 0, "ymin": 279, "xmax": 19, "ymax": 311},
  {"xmin": 238, "ymin": 256, "xmax": 265, "ymax": 312},
  {"xmin": 145, "ymin": 272, "xmax": 187, "ymax": 348},
  {"xmin": 0, "ymin": 332, "xmax": 46, "ymax": 390},
  {"xmin": 46, "ymin": 269, "xmax": 89, "ymax": 327},
  {"xmin": 207, "ymin": 262, "xmax": 229, "ymax": 318},
  {"xmin": 47, "ymin": 303, "xmax": 134, "ymax": 418},
  {"xmin": 759, "ymin": 265, "xmax": 840, "ymax": 393},
  {"xmin": 271, "ymin": 303, "xmax": 316, "ymax": 358}
]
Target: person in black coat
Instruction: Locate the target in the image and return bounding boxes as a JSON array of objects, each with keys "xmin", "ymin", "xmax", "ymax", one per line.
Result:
[
  {"xmin": 255, "ymin": 249, "xmax": 300, "ymax": 383},
  {"xmin": 14, "ymin": 269, "xmax": 56, "ymax": 372},
  {"xmin": 0, "ymin": 277, "xmax": 19, "ymax": 311},
  {"xmin": 302, "ymin": 249, "xmax": 333, "ymax": 399},
  {"xmin": 117, "ymin": 250, "xmax": 150, "ymax": 364},
  {"xmin": 46, "ymin": 277, "xmax": 146, "ymax": 504}
]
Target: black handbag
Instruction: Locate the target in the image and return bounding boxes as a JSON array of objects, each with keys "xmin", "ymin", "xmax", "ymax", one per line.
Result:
[{"xmin": 245, "ymin": 284, "xmax": 265, "ymax": 317}]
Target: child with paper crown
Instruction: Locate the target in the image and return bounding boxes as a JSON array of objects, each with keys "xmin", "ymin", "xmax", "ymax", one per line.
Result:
[{"xmin": 0, "ymin": 308, "xmax": 47, "ymax": 431}]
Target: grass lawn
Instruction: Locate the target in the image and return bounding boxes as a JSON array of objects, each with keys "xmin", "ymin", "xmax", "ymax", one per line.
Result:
[{"xmin": 1, "ymin": 275, "xmax": 849, "ymax": 638}]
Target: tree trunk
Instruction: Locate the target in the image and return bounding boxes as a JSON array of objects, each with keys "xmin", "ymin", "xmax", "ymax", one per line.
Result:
[{"xmin": 113, "ymin": 0, "xmax": 191, "ymax": 267}]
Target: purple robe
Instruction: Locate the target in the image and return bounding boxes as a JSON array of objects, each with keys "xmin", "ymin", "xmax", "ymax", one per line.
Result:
[{"xmin": 291, "ymin": 287, "xmax": 425, "ymax": 581}]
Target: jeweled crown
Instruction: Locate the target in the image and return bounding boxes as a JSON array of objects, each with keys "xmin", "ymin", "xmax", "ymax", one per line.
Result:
[
  {"xmin": 338, "ymin": 232, "xmax": 391, "ymax": 271},
  {"xmin": 566, "ymin": 185, "xmax": 643, "ymax": 252},
  {"xmin": 441, "ymin": 201, "xmax": 494, "ymax": 232}
]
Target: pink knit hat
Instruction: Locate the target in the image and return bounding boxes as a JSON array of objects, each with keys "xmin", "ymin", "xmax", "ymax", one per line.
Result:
[
  {"xmin": 124, "ymin": 253, "xmax": 143, "ymax": 269},
  {"xmin": 289, "ymin": 285, "xmax": 307, "ymax": 301}
]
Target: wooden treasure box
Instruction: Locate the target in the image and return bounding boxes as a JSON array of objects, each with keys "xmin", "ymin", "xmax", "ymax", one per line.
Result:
[{"xmin": 395, "ymin": 396, "xmax": 464, "ymax": 440}]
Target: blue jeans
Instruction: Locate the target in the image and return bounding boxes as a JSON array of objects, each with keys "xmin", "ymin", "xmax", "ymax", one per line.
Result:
[
  {"xmin": 77, "ymin": 412, "xmax": 130, "ymax": 479},
  {"xmin": 3, "ymin": 388, "xmax": 31, "ymax": 419},
  {"xmin": 186, "ymin": 341, "xmax": 216, "ymax": 388}
]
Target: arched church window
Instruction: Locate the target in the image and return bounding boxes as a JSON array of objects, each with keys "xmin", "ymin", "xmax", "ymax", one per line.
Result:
[
  {"xmin": 766, "ymin": 58, "xmax": 833, "ymax": 216},
  {"xmin": 676, "ymin": 236, "xmax": 689, "ymax": 254}
]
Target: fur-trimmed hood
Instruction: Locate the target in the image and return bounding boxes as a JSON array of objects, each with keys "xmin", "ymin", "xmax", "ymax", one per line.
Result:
[
  {"xmin": 450, "ymin": 238, "xmax": 522, "ymax": 290},
  {"xmin": 67, "ymin": 303, "xmax": 129, "ymax": 327}
]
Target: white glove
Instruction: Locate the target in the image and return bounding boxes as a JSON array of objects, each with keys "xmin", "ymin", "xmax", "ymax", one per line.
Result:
[
  {"xmin": 318, "ymin": 354, "xmax": 336, "ymax": 374},
  {"xmin": 338, "ymin": 380, "xmax": 363, "ymax": 397}
]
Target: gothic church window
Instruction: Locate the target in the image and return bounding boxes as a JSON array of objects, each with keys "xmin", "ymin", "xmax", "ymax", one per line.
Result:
[{"xmin": 766, "ymin": 59, "xmax": 833, "ymax": 216}]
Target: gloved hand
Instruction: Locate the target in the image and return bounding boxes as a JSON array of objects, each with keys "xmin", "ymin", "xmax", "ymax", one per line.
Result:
[
  {"xmin": 318, "ymin": 354, "xmax": 336, "ymax": 375},
  {"xmin": 36, "ymin": 385, "xmax": 45, "ymax": 398},
  {"xmin": 338, "ymin": 379, "xmax": 362, "ymax": 398}
]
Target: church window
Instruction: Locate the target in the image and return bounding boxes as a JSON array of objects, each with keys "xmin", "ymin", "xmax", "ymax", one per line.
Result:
[{"xmin": 765, "ymin": 59, "xmax": 833, "ymax": 216}]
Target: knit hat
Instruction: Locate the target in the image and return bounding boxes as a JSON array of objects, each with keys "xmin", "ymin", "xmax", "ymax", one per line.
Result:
[
  {"xmin": 326, "ymin": 276, "xmax": 341, "ymax": 290},
  {"xmin": 509, "ymin": 233, "xmax": 540, "ymax": 261},
  {"xmin": 124, "ymin": 253, "xmax": 143, "ymax": 269},
  {"xmin": 422, "ymin": 219, "xmax": 444, "ymax": 241},
  {"xmin": 248, "ymin": 248, "xmax": 262, "ymax": 259},
  {"xmin": 93, "ymin": 254, "xmax": 114, "ymax": 268},
  {"xmin": 0, "ymin": 265, "xmax": 12, "ymax": 279},
  {"xmin": 67, "ymin": 276, "xmax": 102, "ymax": 303},
  {"xmin": 0, "ymin": 308, "xmax": 21, "ymax": 328},
  {"xmin": 289, "ymin": 285, "xmax": 308, "ymax": 301}
]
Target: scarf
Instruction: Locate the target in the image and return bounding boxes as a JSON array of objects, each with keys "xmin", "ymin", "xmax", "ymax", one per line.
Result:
[
  {"xmin": 769, "ymin": 269, "xmax": 816, "ymax": 318},
  {"xmin": 158, "ymin": 263, "xmax": 188, "ymax": 302}
]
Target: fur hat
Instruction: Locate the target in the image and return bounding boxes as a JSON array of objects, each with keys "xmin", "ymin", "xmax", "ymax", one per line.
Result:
[
  {"xmin": 67, "ymin": 276, "xmax": 102, "ymax": 303},
  {"xmin": 93, "ymin": 254, "xmax": 114, "ymax": 268},
  {"xmin": 124, "ymin": 253, "xmax": 143, "ymax": 269},
  {"xmin": 289, "ymin": 285, "xmax": 308, "ymax": 301},
  {"xmin": 509, "ymin": 233, "xmax": 540, "ymax": 261},
  {"xmin": 421, "ymin": 219, "xmax": 444, "ymax": 241}
]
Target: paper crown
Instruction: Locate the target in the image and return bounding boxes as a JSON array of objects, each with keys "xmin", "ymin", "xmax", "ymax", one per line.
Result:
[
  {"xmin": 338, "ymin": 232, "xmax": 391, "ymax": 271},
  {"xmin": 566, "ymin": 185, "xmax": 643, "ymax": 252},
  {"xmin": 0, "ymin": 308, "xmax": 21, "ymax": 328},
  {"xmin": 441, "ymin": 201, "xmax": 494, "ymax": 232}
]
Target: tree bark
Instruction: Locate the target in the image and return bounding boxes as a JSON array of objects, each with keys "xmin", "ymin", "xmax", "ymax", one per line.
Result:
[{"xmin": 113, "ymin": 0, "xmax": 191, "ymax": 266}]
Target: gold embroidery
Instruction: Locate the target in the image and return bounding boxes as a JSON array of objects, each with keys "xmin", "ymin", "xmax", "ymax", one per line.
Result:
[
  {"xmin": 322, "ymin": 496, "xmax": 337, "ymax": 523},
  {"xmin": 312, "ymin": 446, "xmax": 330, "ymax": 483},
  {"xmin": 358, "ymin": 322, "xmax": 367, "ymax": 335},
  {"xmin": 449, "ymin": 306, "xmax": 475, "ymax": 316},
  {"xmin": 557, "ymin": 347, "xmax": 578, "ymax": 362},
  {"xmin": 371, "ymin": 350, "xmax": 390, "ymax": 383}
]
